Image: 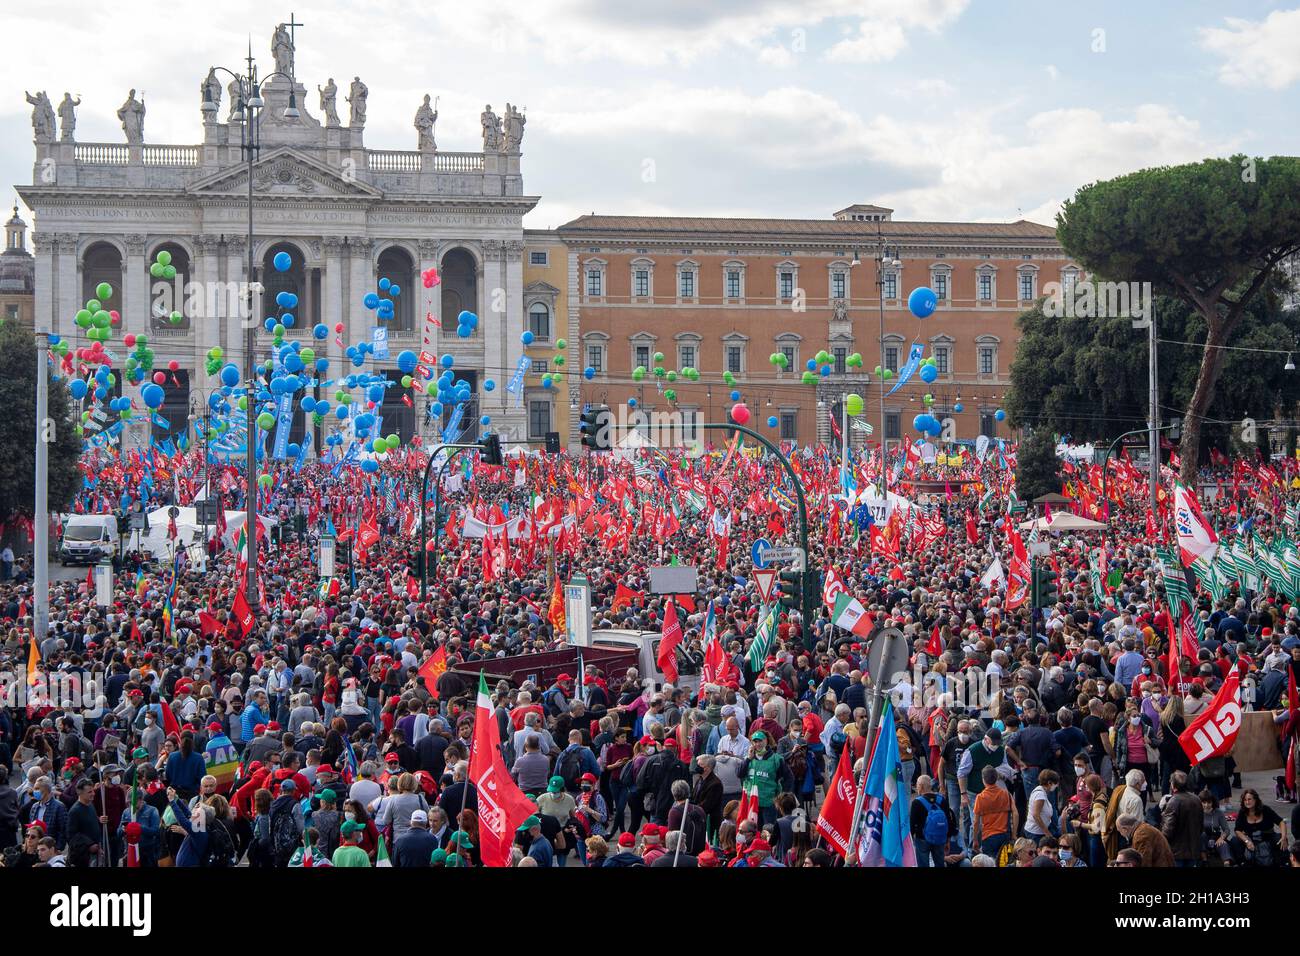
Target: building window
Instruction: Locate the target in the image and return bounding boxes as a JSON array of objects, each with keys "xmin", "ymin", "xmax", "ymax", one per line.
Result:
[
  {"xmin": 780, "ymin": 412, "xmax": 798, "ymax": 441},
  {"xmin": 586, "ymin": 268, "xmax": 603, "ymax": 297},
  {"xmin": 932, "ymin": 271, "xmax": 949, "ymax": 301},
  {"xmin": 833, "ymin": 347, "xmax": 847, "ymax": 375},
  {"xmin": 1018, "ymin": 270, "xmax": 1036, "ymax": 300},
  {"xmin": 885, "ymin": 412, "xmax": 900, "ymax": 440},
  {"xmin": 726, "ymin": 269, "xmax": 742, "ymax": 299},
  {"xmin": 980, "ymin": 411, "xmax": 996, "ymax": 436},
  {"xmin": 883, "ymin": 272, "xmax": 898, "ymax": 299},
  {"xmin": 1062, "ymin": 268, "xmax": 1078, "ymax": 294},
  {"xmin": 530, "ymin": 359, "xmax": 548, "ymax": 374},
  {"xmin": 680, "ymin": 408, "xmax": 699, "ymax": 442},
  {"xmin": 586, "ymin": 345, "xmax": 604, "ymax": 373},
  {"xmin": 780, "ymin": 345, "xmax": 796, "ymax": 368},
  {"xmin": 727, "ymin": 346, "xmax": 742, "ymax": 374},
  {"xmin": 679, "ymin": 344, "xmax": 696, "ymax": 370},
  {"xmin": 529, "ymin": 251, "xmax": 548, "ymax": 266},
  {"xmin": 634, "ymin": 269, "xmax": 650, "ymax": 297},
  {"xmin": 779, "ymin": 271, "xmax": 794, "ymax": 300},
  {"xmin": 978, "ymin": 272, "xmax": 993, "ymax": 301},
  {"xmin": 831, "ymin": 271, "xmax": 846, "ymax": 300},
  {"xmin": 5, "ymin": 304, "xmax": 17, "ymax": 320},
  {"xmin": 528, "ymin": 302, "xmax": 550, "ymax": 340},
  {"xmin": 934, "ymin": 345, "xmax": 950, "ymax": 374},
  {"xmin": 635, "ymin": 345, "xmax": 650, "ymax": 369},
  {"xmin": 979, "ymin": 346, "xmax": 995, "ymax": 375},
  {"xmin": 679, "ymin": 269, "xmax": 695, "ymax": 298},
  {"xmin": 885, "ymin": 346, "xmax": 899, "ymax": 372},
  {"xmin": 529, "ymin": 400, "xmax": 551, "ymax": 440}
]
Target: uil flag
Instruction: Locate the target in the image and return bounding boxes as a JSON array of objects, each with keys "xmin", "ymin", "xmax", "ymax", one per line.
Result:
[
  {"xmin": 1173, "ymin": 482, "xmax": 1218, "ymax": 568},
  {"xmin": 1179, "ymin": 667, "xmax": 1241, "ymax": 764},
  {"xmin": 419, "ymin": 646, "xmax": 448, "ymax": 698},
  {"xmin": 469, "ymin": 672, "xmax": 538, "ymax": 867},
  {"xmin": 815, "ymin": 739, "xmax": 858, "ymax": 857}
]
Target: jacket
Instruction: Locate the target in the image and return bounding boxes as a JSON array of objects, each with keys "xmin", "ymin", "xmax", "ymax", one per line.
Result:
[
  {"xmin": 1110, "ymin": 717, "xmax": 1159, "ymax": 777},
  {"xmin": 636, "ymin": 751, "xmax": 690, "ymax": 824},
  {"xmin": 1131, "ymin": 821, "xmax": 1176, "ymax": 868},
  {"xmin": 1159, "ymin": 791, "xmax": 1204, "ymax": 862}
]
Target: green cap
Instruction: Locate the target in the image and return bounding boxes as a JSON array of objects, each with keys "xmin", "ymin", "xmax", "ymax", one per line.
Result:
[
  {"xmin": 430, "ymin": 848, "xmax": 448, "ymax": 865},
  {"xmin": 547, "ymin": 775, "xmax": 564, "ymax": 793},
  {"xmin": 445, "ymin": 851, "xmax": 464, "ymax": 867},
  {"xmin": 449, "ymin": 829, "xmax": 475, "ymax": 849},
  {"xmin": 340, "ymin": 819, "xmax": 364, "ymax": 836},
  {"xmin": 132, "ymin": 747, "xmax": 149, "ymax": 759},
  {"xmin": 318, "ymin": 788, "xmax": 337, "ymax": 803},
  {"xmin": 517, "ymin": 814, "xmax": 541, "ymax": 832}
]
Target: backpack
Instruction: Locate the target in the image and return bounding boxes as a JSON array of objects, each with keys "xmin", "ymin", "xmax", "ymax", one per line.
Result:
[
  {"xmin": 557, "ymin": 747, "xmax": 584, "ymax": 791},
  {"xmin": 206, "ymin": 819, "xmax": 236, "ymax": 867},
  {"xmin": 270, "ymin": 803, "xmax": 301, "ymax": 864},
  {"xmin": 921, "ymin": 794, "xmax": 949, "ymax": 846}
]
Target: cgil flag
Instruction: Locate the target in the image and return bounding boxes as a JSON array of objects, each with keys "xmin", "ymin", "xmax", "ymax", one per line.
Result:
[
  {"xmin": 1179, "ymin": 667, "xmax": 1242, "ymax": 765},
  {"xmin": 815, "ymin": 737, "xmax": 858, "ymax": 857},
  {"xmin": 469, "ymin": 672, "xmax": 539, "ymax": 867}
]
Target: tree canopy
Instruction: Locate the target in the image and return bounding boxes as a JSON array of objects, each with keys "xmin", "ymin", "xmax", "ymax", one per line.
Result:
[
  {"xmin": 1054, "ymin": 155, "xmax": 1300, "ymax": 480},
  {"xmin": 1014, "ymin": 427, "xmax": 1061, "ymax": 503},
  {"xmin": 0, "ymin": 322, "xmax": 82, "ymax": 529}
]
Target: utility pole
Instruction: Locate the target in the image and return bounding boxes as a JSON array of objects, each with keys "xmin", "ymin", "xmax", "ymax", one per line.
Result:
[
  {"xmin": 1147, "ymin": 304, "xmax": 1159, "ymax": 514},
  {"xmin": 34, "ymin": 331, "xmax": 49, "ymax": 639}
]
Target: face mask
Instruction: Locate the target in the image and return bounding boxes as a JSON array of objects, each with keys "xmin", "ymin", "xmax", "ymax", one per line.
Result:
[
  {"xmin": 1129, "ymin": 716, "xmax": 1141, "ymax": 726},
  {"xmin": 958, "ymin": 734, "xmax": 970, "ymax": 744},
  {"xmin": 111, "ymin": 776, "xmax": 122, "ymax": 785},
  {"xmin": 345, "ymin": 811, "xmax": 356, "ymax": 821},
  {"xmin": 1075, "ymin": 765, "xmax": 1086, "ymax": 777},
  {"xmin": 1060, "ymin": 849, "xmax": 1073, "ymax": 862},
  {"xmin": 1141, "ymin": 667, "xmax": 1151, "ymax": 675},
  {"xmin": 1141, "ymin": 691, "xmax": 1150, "ymax": 699}
]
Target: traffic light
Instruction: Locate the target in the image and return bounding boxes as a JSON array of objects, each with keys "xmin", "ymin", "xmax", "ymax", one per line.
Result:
[
  {"xmin": 580, "ymin": 405, "xmax": 612, "ymax": 451},
  {"xmin": 1032, "ymin": 565, "xmax": 1059, "ymax": 607},
  {"xmin": 802, "ymin": 569, "xmax": 822, "ymax": 607},
  {"xmin": 778, "ymin": 570, "xmax": 802, "ymax": 609},
  {"xmin": 479, "ymin": 433, "xmax": 503, "ymax": 466}
]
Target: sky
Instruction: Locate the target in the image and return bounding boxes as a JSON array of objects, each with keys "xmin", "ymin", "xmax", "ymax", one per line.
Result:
[{"xmin": 2, "ymin": 0, "xmax": 1298, "ymax": 231}]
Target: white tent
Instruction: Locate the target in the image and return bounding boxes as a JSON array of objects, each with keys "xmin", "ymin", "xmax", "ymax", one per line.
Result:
[{"xmin": 1018, "ymin": 512, "xmax": 1109, "ymax": 533}]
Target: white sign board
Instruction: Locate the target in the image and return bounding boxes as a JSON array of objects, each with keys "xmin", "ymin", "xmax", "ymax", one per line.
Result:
[
  {"xmin": 564, "ymin": 574, "xmax": 592, "ymax": 647},
  {"xmin": 95, "ymin": 564, "xmax": 113, "ymax": 608},
  {"xmin": 760, "ymin": 547, "xmax": 806, "ymax": 572},
  {"xmin": 648, "ymin": 565, "xmax": 698, "ymax": 595}
]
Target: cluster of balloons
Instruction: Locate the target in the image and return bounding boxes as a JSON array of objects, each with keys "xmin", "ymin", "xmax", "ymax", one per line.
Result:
[
  {"xmin": 421, "ymin": 267, "xmax": 440, "ymax": 289},
  {"xmin": 913, "ymin": 413, "xmax": 942, "ymax": 436},
  {"xmin": 362, "ymin": 276, "xmax": 399, "ymax": 321},
  {"xmin": 918, "ymin": 355, "xmax": 940, "ymax": 383},
  {"xmin": 457, "ymin": 310, "xmax": 479, "ymax": 338},
  {"xmin": 122, "ymin": 333, "xmax": 155, "ymax": 381},
  {"xmin": 73, "ymin": 284, "xmax": 119, "ymax": 342}
]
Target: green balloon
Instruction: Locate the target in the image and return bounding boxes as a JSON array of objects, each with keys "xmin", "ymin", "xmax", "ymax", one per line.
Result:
[
  {"xmin": 258, "ymin": 474, "xmax": 273, "ymax": 488},
  {"xmin": 238, "ymin": 396, "xmax": 248, "ymax": 410},
  {"xmin": 169, "ymin": 311, "xmax": 183, "ymax": 325},
  {"xmin": 846, "ymin": 393, "xmax": 864, "ymax": 416},
  {"xmin": 86, "ymin": 299, "xmax": 101, "ymax": 313},
  {"xmin": 257, "ymin": 412, "xmax": 275, "ymax": 429},
  {"xmin": 554, "ymin": 355, "xmax": 565, "ymax": 366},
  {"xmin": 156, "ymin": 250, "xmax": 172, "ymax": 266},
  {"xmin": 556, "ymin": 338, "xmax": 567, "ymax": 350},
  {"xmin": 666, "ymin": 370, "xmax": 677, "ymax": 382},
  {"xmin": 211, "ymin": 346, "xmax": 223, "ymax": 359},
  {"xmin": 150, "ymin": 262, "xmax": 164, "ymax": 278},
  {"xmin": 135, "ymin": 334, "xmax": 147, "ymax": 346},
  {"xmin": 95, "ymin": 282, "xmax": 113, "ymax": 301},
  {"xmin": 664, "ymin": 388, "xmax": 676, "ymax": 402},
  {"xmin": 401, "ymin": 374, "xmax": 413, "ymax": 388},
  {"xmin": 385, "ymin": 434, "xmax": 400, "ymax": 450},
  {"xmin": 654, "ymin": 366, "xmax": 665, "ymax": 377},
  {"xmin": 301, "ymin": 347, "xmax": 315, "ymax": 364},
  {"xmin": 163, "ymin": 265, "xmax": 177, "ymax": 280},
  {"xmin": 426, "ymin": 381, "xmax": 437, "ymax": 396},
  {"xmin": 653, "ymin": 352, "xmax": 664, "ymax": 363},
  {"xmin": 632, "ymin": 366, "xmax": 646, "ymax": 381},
  {"xmin": 723, "ymin": 371, "xmax": 736, "ymax": 385}
]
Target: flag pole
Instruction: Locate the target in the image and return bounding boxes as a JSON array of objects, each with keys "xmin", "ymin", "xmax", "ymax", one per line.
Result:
[
  {"xmin": 672, "ymin": 795, "xmax": 690, "ymax": 867},
  {"xmin": 843, "ymin": 627, "xmax": 897, "ymax": 864}
]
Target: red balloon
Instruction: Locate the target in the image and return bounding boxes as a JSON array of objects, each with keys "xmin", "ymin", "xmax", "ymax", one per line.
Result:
[
  {"xmin": 152, "ymin": 372, "xmax": 166, "ymax": 384},
  {"xmin": 334, "ymin": 323, "xmax": 344, "ymax": 333},
  {"xmin": 168, "ymin": 360, "xmax": 180, "ymax": 371},
  {"xmin": 730, "ymin": 402, "xmax": 750, "ymax": 425},
  {"xmin": 123, "ymin": 334, "xmax": 136, "ymax": 347}
]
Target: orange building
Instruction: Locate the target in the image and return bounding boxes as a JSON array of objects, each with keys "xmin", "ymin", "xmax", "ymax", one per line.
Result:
[{"xmin": 555, "ymin": 204, "xmax": 1075, "ymax": 452}]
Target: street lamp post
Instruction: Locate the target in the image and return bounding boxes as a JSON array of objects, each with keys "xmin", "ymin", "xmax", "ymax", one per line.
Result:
[
  {"xmin": 874, "ymin": 233, "xmax": 901, "ymax": 498},
  {"xmin": 202, "ymin": 48, "xmax": 299, "ymax": 611},
  {"xmin": 34, "ymin": 331, "xmax": 50, "ymax": 640}
]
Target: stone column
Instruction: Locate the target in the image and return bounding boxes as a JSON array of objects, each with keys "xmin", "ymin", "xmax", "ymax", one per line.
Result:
[
  {"xmin": 224, "ymin": 236, "xmax": 247, "ymax": 366},
  {"xmin": 33, "ymin": 235, "xmax": 55, "ymax": 335},
  {"xmin": 417, "ymin": 238, "xmax": 439, "ymax": 360},
  {"xmin": 123, "ymin": 233, "xmax": 147, "ymax": 342},
  {"xmin": 54, "ymin": 235, "xmax": 79, "ymax": 343},
  {"xmin": 194, "ymin": 234, "xmax": 222, "ymax": 391},
  {"xmin": 323, "ymin": 236, "xmax": 346, "ymax": 375},
  {"xmin": 501, "ymin": 239, "xmax": 527, "ymax": 440}
]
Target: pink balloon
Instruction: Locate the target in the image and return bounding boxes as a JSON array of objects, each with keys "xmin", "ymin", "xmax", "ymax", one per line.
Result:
[
  {"xmin": 123, "ymin": 334, "xmax": 136, "ymax": 347},
  {"xmin": 152, "ymin": 372, "xmax": 166, "ymax": 384},
  {"xmin": 168, "ymin": 360, "xmax": 180, "ymax": 371},
  {"xmin": 730, "ymin": 402, "xmax": 750, "ymax": 425},
  {"xmin": 334, "ymin": 323, "xmax": 345, "ymax": 333}
]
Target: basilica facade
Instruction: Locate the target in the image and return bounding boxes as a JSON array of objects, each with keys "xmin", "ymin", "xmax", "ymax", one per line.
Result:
[{"xmin": 18, "ymin": 28, "xmax": 539, "ymax": 451}]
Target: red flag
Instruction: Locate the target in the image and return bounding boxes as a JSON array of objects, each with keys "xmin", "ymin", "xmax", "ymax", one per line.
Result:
[
  {"xmin": 231, "ymin": 588, "xmax": 255, "ymax": 637},
  {"xmin": 85, "ymin": 566, "xmax": 95, "ymax": 593},
  {"xmin": 468, "ymin": 673, "xmax": 537, "ymax": 867},
  {"xmin": 1178, "ymin": 668, "xmax": 1242, "ymax": 764},
  {"xmin": 736, "ymin": 782, "xmax": 759, "ymax": 828},
  {"xmin": 926, "ymin": 625, "xmax": 944, "ymax": 658},
  {"xmin": 611, "ymin": 581, "xmax": 642, "ymax": 610},
  {"xmin": 815, "ymin": 738, "xmax": 859, "ymax": 858},
  {"xmin": 547, "ymin": 575, "xmax": 567, "ymax": 634},
  {"xmin": 405, "ymin": 573, "xmax": 419, "ymax": 600},
  {"xmin": 198, "ymin": 611, "xmax": 222, "ymax": 639},
  {"xmin": 159, "ymin": 696, "xmax": 181, "ymax": 740},
  {"xmin": 418, "ymin": 646, "xmax": 448, "ymax": 699},
  {"xmin": 1178, "ymin": 611, "xmax": 1200, "ymax": 659},
  {"xmin": 965, "ymin": 513, "xmax": 978, "ymax": 545},
  {"xmin": 657, "ymin": 600, "xmax": 683, "ymax": 684}
]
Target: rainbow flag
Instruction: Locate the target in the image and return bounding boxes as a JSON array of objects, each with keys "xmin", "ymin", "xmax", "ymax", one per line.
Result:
[
  {"xmin": 162, "ymin": 598, "xmax": 173, "ymax": 643},
  {"xmin": 135, "ymin": 569, "xmax": 147, "ymax": 599},
  {"xmin": 203, "ymin": 730, "xmax": 240, "ymax": 794}
]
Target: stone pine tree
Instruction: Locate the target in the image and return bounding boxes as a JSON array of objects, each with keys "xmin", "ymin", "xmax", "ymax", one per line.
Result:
[
  {"xmin": 1056, "ymin": 155, "xmax": 1300, "ymax": 484},
  {"xmin": 0, "ymin": 322, "xmax": 82, "ymax": 531},
  {"xmin": 1015, "ymin": 427, "xmax": 1060, "ymax": 504}
]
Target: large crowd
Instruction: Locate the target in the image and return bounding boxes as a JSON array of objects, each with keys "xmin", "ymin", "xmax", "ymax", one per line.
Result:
[{"xmin": 1, "ymin": 438, "xmax": 1298, "ymax": 869}]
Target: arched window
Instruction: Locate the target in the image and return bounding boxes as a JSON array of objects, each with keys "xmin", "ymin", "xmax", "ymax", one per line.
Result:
[
  {"xmin": 440, "ymin": 248, "xmax": 478, "ymax": 334},
  {"xmin": 377, "ymin": 246, "xmax": 415, "ymax": 332},
  {"xmin": 262, "ymin": 242, "xmax": 306, "ymax": 333},
  {"xmin": 82, "ymin": 242, "xmax": 122, "ymax": 316},
  {"xmin": 148, "ymin": 242, "xmax": 191, "ymax": 330},
  {"xmin": 528, "ymin": 302, "xmax": 550, "ymax": 340}
]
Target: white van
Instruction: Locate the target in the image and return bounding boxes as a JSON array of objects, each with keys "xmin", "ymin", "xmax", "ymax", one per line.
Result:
[
  {"xmin": 589, "ymin": 628, "xmax": 702, "ymax": 696},
  {"xmin": 60, "ymin": 514, "xmax": 119, "ymax": 565}
]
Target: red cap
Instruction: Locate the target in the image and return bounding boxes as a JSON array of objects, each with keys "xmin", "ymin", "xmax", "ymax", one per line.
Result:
[
  {"xmin": 556, "ymin": 673, "xmax": 573, "ymax": 682},
  {"xmin": 385, "ymin": 752, "xmax": 400, "ymax": 762},
  {"xmin": 317, "ymin": 764, "xmax": 335, "ymax": 774},
  {"xmin": 750, "ymin": 837, "xmax": 772, "ymax": 853},
  {"xmin": 618, "ymin": 832, "xmax": 636, "ymax": 848},
  {"xmin": 580, "ymin": 772, "xmax": 597, "ymax": 784},
  {"xmin": 253, "ymin": 723, "xmax": 267, "ymax": 735},
  {"xmin": 664, "ymin": 738, "xmax": 679, "ymax": 749},
  {"xmin": 267, "ymin": 721, "xmax": 281, "ymax": 731},
  {"xmin": 639, "ymin": 735, "xmax": 655, "ymax": 746}
]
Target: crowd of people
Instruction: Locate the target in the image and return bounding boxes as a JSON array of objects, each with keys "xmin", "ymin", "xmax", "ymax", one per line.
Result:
[{"xmin": 1, "ymin": 438, "xmax": 1298, "ymax": 869}]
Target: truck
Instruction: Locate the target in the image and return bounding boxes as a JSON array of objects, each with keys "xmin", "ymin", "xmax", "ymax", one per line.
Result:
[
  {"xmin": 445, "ymin": 628, "xmax": 700, "ymax": 698},
  {"xmin": 59, "ymin": 514, "xmax": 119, "ymax": 566}
]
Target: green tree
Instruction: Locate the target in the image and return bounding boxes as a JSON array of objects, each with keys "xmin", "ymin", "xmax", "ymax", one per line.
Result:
[
  {"xmin": 1006, "ymin": 277, "xmax": 1300, "ymax": 452},
  {"xmin": 1055, "ymin": 155, "xmax": 1300, "ymax": 482},
  {"xmin": 1015, "ymin": 427, "xmax": 1061, "ymax": 503},
  {"xmin": 0, "ymin": 322, "xmax": 82, "ymax": 527}
]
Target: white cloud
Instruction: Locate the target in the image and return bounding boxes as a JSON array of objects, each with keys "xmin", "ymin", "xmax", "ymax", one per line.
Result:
[
  {"xmin": 1045, "ymin": 65, "xmax": 1059, "ymax": 82},
  {"xmin": 825, "ymin": 0, "xmax": 968, "ymax": 63},
  {"xmin": 1199, "ymin": 9, "xmax": 1300, "ymax": 90}
]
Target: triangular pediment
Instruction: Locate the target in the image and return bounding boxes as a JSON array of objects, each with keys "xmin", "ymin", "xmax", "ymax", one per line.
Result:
[
  {"xmin": 187, "ymin": 147, "xmax": 382, "ymax": 199},
  {"xmin": 524, "ymin": 280, "xmax": 560, "ymax": 295}
]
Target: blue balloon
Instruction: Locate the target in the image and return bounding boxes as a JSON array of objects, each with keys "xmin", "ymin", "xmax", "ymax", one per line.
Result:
[
  {"xmin": 49, "ymin": 334, "xmax": 60, "ymax": 346},
  {"xmin": 389, "ymin": 284, "xmax": 400, "ymax": 297},
  {"xmin": 315, "ymin": 401, "xmax": 330, "ymax": 415},
  {"xmin": 313, "ymin": 323, "xmax": 328, "ymax": 339},
  {"xmin": 806, "ymin": 359, "xmax": 818, "ymax": 371},
  {"xmin": 521, "ymin": 330, "xmax": 534, "ymax": 345},
  {"xmin": 628, "ymin": 397, "xmax": 638, "ymax": 408},
  {"xmin": 367, "ymin": 385, "xmax": 384, "ymax": 403},
  {"xmin": 336, "ymin": 405, "xmax": 349, "ymax": 419},
  {"xmin": 767, "ymin": 415, "xmax": 778, "ymax": 428},
  {"xmin": 275, "ymin": 291, "xmax": 297, "ymax": 308},
  {"xmin": 141, "ymin": 383, "xmax": 165, "ymax": 409},
  {"xmin": 361, "ymin": 458, "xmax": 379, "ymax": 473},
  {"xmin": 301, "ymin": 396, "xmax": 317, "ymax": 412},
  {"xmin": 378, "ymin": 277, "xmax": 391, "ymax": 292},
  {"xmin": 457, "ymin": 325, "xmax": 471, "ymax": 338},
  {"xmin": 584, "ymin": 367, "xmax": 595, "ymax": 380},
  {"xmin": 908, "ymin": 286, "xmax": 937, "ymax": 319},
  {"xmin": 220, "ymin": 363, "xmax": 241, "ymax": 387},
  {"xmin": 397, "ymin": 350, "xmax": 419, "ymax": 374},
  {"xmin": 69, "ymin": 379, "xmax": 87, "ymax": 399},
  {"xmin": 483, "ymin": 379, "xmax": 496, "ymax": 392},
  {"xmin": 287, "ymin": 443, "xmax": 300, "ymax": 458},
  {"xmin": 273, "ymin": 251, "xmax": 292, "ymax": 272},
  {"xmin": 280, "ymin": 313, "xmax": 295, "ymax": 328},
  {"xmin": 264, "ymin": 318, "xmax": 276, "ymax": 332},
  {"xmin": 440, "ymin": 353, "xmax": 454, "ymax": 369},
  {"xmin": 431, "ymin": 402, "xmax": 443, "ymax": 415},
  {"xmin": 913, "ymin": 414, "xmax": 930, "ymax": 433},
  {"xmin": 730, "ymin": 390, "xmax": 741, "ymax": 401},
  {"xmin": 315, "ymin": 358, "xmax": 329, "ymax": 373},
  {"xmin": 363, "ymin": 293, "xmax": 380, "ymax": 310},
  {"xmin": 458, "ymin": 310, "xmax": 477, "ymax": 327},
  {"xmin": 995, "ymin": 409, "xmax": 1006, "ymax": 422},
  {"xmin": 953, "ymin": 402, "xmax": 964, "ymax": 413},
  {"xmin": 820, "ymin": 366, "xmax": 831, "ymax": 376},
  {"xmin": 480, "ymin": 416, "xmax": 491, "ymax": 426},
  {"xmin": 919, "ymin": 364, "xmax": 938, "ymax": 383}
]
